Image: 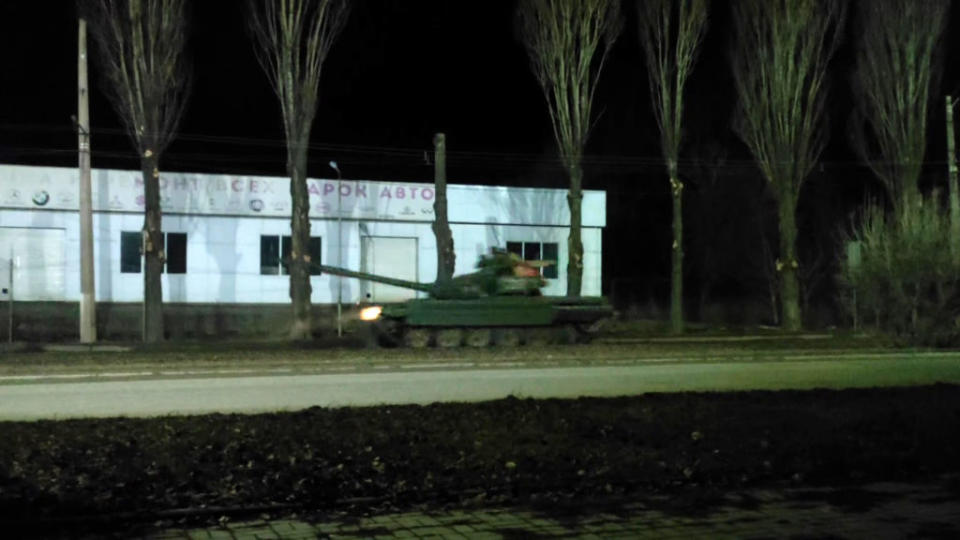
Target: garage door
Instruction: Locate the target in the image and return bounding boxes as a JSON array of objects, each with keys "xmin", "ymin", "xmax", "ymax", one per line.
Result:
[
  {"xmin": 360, "ymin": 237, "xmax": 418, "ymax": 302},
  {"xmin": 0, "ymin": 227, "xmax": 66, "ymax": 301}
]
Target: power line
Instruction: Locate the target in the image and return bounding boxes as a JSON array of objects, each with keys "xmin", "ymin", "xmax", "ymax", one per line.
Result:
[{"xmin": 0, "ymin": 123, "xmax": 955, "ymax": 173}]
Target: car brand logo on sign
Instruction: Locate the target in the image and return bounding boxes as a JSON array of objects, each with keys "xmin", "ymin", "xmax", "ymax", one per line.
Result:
[{"xmin": 32, "ymin": 190, "xmax": 49, "ymax": 206}]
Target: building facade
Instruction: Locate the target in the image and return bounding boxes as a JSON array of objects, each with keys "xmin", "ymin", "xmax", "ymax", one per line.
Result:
[{"xmin": 0, "ymin": 164, "xmax": 605, "ymax": 310}]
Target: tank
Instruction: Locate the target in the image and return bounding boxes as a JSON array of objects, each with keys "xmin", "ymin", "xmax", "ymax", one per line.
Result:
[{"xmin": 318, "ymin": 248, "xmax": 613, "ymax": 347}]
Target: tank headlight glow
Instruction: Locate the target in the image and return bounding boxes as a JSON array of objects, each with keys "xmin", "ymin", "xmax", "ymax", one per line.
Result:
[{"xmin": 359, "ymin": 306, "xmax": 382, "ymax": 321}]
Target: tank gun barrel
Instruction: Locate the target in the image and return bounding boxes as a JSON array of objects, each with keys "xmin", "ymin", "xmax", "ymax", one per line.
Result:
[{"xmin": 318, "ymin": 264, "xmax": 434, "ymax": 293}]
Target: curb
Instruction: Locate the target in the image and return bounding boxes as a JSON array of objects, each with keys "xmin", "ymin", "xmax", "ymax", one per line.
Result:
[
  {"xmin": 599, "ymin": 333, "xmax": 833, "ymax": 344},
  {"xmin": 42, "ymin": 344, "xmax": 134, "ymax": 353}
]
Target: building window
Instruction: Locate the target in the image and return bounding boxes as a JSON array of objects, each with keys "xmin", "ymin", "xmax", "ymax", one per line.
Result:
[
  {"xmin": 120, "ymin": 232, "xmax": 141, "ymax": 273},
  {"xmin": 166, "ymin": 233, "xmax": 187, "ymax": 274},
  {"xmin": 260, "ymin": 235, "xmax": 322, "ymax": 275},
  {"xmin": 120, "ymin": 231, "xmax": 187, "ymax": 274},
  {"xmin": 506, "ymin": 241, "xmax": 559, "ymax": 279}
]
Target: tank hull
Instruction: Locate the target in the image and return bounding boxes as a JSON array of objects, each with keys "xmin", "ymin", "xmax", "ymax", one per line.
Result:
[
  {"xmin": 320, "ymin": 253, "xmax": 613, "ymax": 347},
  {"xmin": 370, "ymin": 296, "xmax": 613, "ymax": 347}
]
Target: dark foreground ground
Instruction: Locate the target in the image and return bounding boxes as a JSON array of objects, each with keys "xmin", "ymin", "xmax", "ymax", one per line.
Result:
[
  {"xmin": 153, "ymin": 479, "xmax": 960, "ymax": 539},
  {"xmin": 2, "ymin": 384, "xmax": 959, "ymax": 538}
]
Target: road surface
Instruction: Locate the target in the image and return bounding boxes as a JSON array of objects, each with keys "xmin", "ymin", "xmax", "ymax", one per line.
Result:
[{"xmin": 2, "ymin": 352, "xmax": 960, "ymax": 420}]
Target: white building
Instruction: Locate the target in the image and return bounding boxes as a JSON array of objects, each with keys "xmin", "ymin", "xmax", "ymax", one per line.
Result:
[{"xmin": 0, "ymin": 164, "xmax": 605, "ymax": 307}]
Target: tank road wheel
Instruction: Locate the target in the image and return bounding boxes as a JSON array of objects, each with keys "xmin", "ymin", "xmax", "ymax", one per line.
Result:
[
  {"xmin": 493, "ymin": 328, "xmax": 521, "ymax": 347},
  {"xmin": 524, "ymin": 328, "xmax": 553, "ymax": 347},
  {"xmin": 561, "ymin": 324, "xmax": 582, "ymax": 345},
  {"xmin": 404, "ymin": 328, "xmax": 431, "ymax": 349},
  {"xmin": 465, "ymin": 328, "xmax": 492, "ymax": 348},
  {"xmin": 574, "ymin": 322, "xmax": 602, "ymax": 344},
  {"xmin": 371, "ymin": 320, "xmax": 401, "ymax": 348},
  {"xmin": 435, "ymin": 328, "xmax": 463, "ymax": 348}
]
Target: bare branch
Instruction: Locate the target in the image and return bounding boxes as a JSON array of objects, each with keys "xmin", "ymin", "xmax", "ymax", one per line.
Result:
[
  {"xmin": 516, "ymin": 0, "xmax": 622, "ymax": 167},
  {"xmin": 849, "ymin": 0, "xmax": 949, "ymax": 208},
  {"xmin": 730, "ymin": 0, "xmax": 846, "ymax": 201},
  {"xmin": 83, "ymin": 0, "xmax": 191, "ymax": 155},
  {"xmin": 247, "ymin": 0, "xmax": 350, "ymax": 148},
  {"xmin": 636, "ymin": 0, "xmax": 709, "ymax": 172}
]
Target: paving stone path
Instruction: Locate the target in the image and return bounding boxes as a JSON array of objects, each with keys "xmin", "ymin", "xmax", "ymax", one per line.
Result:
[{"xmin": 144, "ymin": 480, "xmax": 959, "ymax": 539}]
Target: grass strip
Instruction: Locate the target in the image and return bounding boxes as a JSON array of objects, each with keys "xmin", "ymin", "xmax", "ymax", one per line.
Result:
[{"xmin": 0, "ymin": 337, "xmax": 904, "ymax": 376}]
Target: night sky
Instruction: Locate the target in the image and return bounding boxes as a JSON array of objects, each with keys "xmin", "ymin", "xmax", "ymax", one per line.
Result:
[{"xmin": 2, "ymin": 1, "xmax": 959, "ymax": 317}]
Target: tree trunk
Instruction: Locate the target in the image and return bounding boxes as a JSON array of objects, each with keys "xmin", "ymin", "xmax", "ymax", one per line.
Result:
[
  {"xmin": 567, "ymin": 163, "xmax": 584, "ymax": 297},
  {"xmin": 947, "ymin": 97, "xmax": 960, "ymax": 265},
  {"xmin": 141, "ymin": 151, "xmax": 164, "ymax": 343},
  {"xmin": 288, "ymin": 143, "xmax": 312, "ymax": 340},
  {"xmin": 757, "ymin": 218, "xmax": 779, "ymax": 325},
  {"xmin": 778, "ymin": 192, "xmax": 802, "ymax": 331},
  {"xmin": 432, "ymin": 133, "xmax": 455, "ymax": 284},
  {"xmin": 669, "ymin": 167, "xmax": 684, "ymax": 334}
]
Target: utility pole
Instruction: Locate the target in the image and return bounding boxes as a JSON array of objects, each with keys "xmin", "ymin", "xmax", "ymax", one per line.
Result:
[
  {"xmin": 78, "ymin": 17, "xmax": 97, "ymax": 343},
  {"xmin": 330, "ymin": 160, "xmax": 342, "ymax": 337},
  {"xmin": 431, "ymin": 133, "xmax": 455, "ymax": 285},
  {"xmin": 7, "ymin": 255, "xmax": 12, "ymax": 344}
]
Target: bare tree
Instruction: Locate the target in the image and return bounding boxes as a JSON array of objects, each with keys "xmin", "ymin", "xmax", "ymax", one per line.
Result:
[
  {"xmin": 84, "ymin": 0, "xmax": 191, "ymax": 343},
  {"xmin": 729, "ymin": 0, "xmax": 845, "ymax": 332},
  {"xmin": 849, "ymin": 0, "xmax": 949, "ymax": 210},
  {"xmin": 517, "ymin": 0, "xmax": 622, "ymax": 296},
  {"xmin": 247, "ymin": 0, "xmax": 350, "ymax": 340},
  {"xmin": 636, "ymin": 0, "xmax": 709, "ymax": 333}
]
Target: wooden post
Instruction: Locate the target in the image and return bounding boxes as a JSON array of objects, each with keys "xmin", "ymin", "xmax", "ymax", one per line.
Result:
[
  {"xmin": 78, "ymin": 18, "xmax": 97, "ymax": 343},
  {"xmin": 432, "ymin": 133, "xmax": 455, "ymax": 284},
  {"xmin": 947, "ymin": 96, "xmax": 960, "ymax": 262}
]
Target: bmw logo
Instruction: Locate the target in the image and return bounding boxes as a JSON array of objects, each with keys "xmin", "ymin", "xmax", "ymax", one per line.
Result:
[
  {"xmin": 32, "ymin": 190, "xmax": 50, "ymax": 206},
  {"xmin": 249, "ymin": 199, "xmax": 264, "ymax": 212}
]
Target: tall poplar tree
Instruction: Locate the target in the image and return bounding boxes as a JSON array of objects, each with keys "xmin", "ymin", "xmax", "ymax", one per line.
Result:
[
  {"xmin": 84, "ymin": 0, "xmax": 192, "ymax": 343},
  {"xmin": 730, "ymin": 0, "xmax": 845, "ymax": 331},
  {"xmin": 849, "ymin": 0, "xmax": 949, "ymax": 210},
  {"xmin": 247, "ymin": 0, "xmax": 350, "ymax": 339},
  {"xmin": 517, "ymin": 0, "xmax": 622, "ymax": 296},
  {"xmin": 637, "ymin": 0, "xmax": 709, "ymax": 334}
]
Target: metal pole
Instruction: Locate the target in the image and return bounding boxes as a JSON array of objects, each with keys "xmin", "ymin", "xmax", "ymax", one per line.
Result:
[
  {"xmin": 8, "ymin": 255, "xmax": 13, "ymax": 344},
  {"xmin": 331, "ymin": 161, "xmax": 343, "ymax": 338},
  {"xmin": 78, "ymin": 18, "xmax": 97, "ymax": 343}
]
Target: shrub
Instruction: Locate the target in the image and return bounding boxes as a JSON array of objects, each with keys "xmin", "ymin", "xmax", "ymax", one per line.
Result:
[{"xmin": 839, "ymin": 196, "xmax": 960, "ymax": 346}]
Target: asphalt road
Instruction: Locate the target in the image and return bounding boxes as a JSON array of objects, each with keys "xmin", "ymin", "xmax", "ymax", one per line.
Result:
[{"xmin": 2, "ymin": 352, "xmax": 960, "ymax": 420}]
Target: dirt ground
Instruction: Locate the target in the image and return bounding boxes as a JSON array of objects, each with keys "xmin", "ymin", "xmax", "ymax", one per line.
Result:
[{"xmin": 2, "ymin": 384, "xmax": 959, "ymax": 535}]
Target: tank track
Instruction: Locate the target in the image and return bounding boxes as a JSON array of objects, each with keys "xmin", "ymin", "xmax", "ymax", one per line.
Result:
[{"xmin": 369, "ymin": 321, "xmax": 601, "ymax": 348}]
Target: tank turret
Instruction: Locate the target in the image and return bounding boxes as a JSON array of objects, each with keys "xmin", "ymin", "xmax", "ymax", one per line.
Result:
[{"xmin": 318, "ymin": 248, "xmax": 549, "ymax": 300}]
